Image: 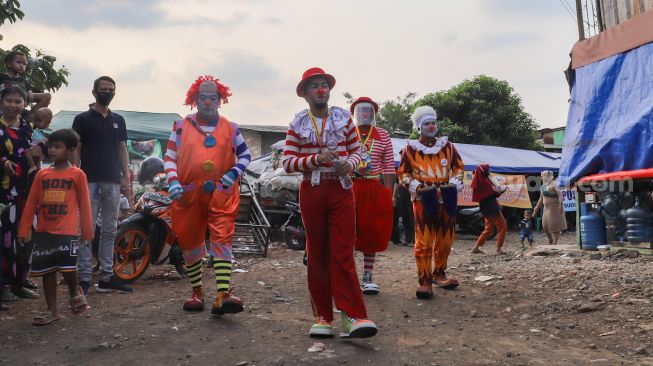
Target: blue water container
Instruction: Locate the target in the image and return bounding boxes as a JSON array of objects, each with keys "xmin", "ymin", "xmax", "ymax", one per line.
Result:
[{"xmin": 581, "ymin": 209, "xmax": 606, "ymax": 250}]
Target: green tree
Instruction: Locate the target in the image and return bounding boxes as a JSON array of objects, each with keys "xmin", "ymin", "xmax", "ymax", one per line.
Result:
[
  {"xmin": 0, "ymin": 1, "xmax": 69, "ymax": 93},
  {"xmin": 417, "ymin": 75, "xmax": 541, "ymax": 150},
  {"xmin": 0, "ymin": 0, "xmax": 24, "ymax": 38},
  {"xmin": 0, "ymin": 45, "xmax": 70, "ymax": 92},
  {"xmin": 376, "ymin": 92, "xmax": 417, "ymax": 136}
]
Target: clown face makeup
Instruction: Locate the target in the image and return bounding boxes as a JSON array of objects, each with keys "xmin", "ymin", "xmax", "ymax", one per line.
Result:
[
  {"xmin": 420, "ymin": 120, "xmax": 438, "ymax": 138},
  {"xmin": 354, "ymin": 102, "xmax": 375, "ymax": 126},
  {"xmin": 196, "ymin": 80, "xmax": 221, "ymax": 119},
  {"xmin": 304, "ymin": 77, "xmax": 330, "ymax": 109}
]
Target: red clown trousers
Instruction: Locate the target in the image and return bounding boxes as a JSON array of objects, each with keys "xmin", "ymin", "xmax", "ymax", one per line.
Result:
[{"xmin": 300, "ymin": 179, "xmax": 367, "ymax": 322}]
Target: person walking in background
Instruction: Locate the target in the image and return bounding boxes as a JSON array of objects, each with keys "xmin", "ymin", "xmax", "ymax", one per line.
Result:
[
  {"xmin": 533, "ymin": 170, "xmax": 567, "ymax": 244},
  {"xmin": 470, "ymin": 164, "xmax": 508, "ymax": 255}
]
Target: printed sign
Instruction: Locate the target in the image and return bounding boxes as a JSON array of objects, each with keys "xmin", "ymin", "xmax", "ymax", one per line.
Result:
[
  {"xmin": 562, "ymin": 189, "xmax": 577, "ymax": 212},
  {"xmin": 459, "ymin": 171, "xmax": 532, "ymax": 209}
]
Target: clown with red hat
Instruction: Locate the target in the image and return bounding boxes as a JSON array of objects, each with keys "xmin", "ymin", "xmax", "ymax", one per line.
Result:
[
  {"xmin": 283, "ymin": 67, "xmax": 378, "ymax": 339},
  {"xmin": 164, "ymin": 75, "xmax": 251, "ymax": 317},
  {"xmin": 349, "ymin": 96, "xmax": 395, "ymax": 295}
]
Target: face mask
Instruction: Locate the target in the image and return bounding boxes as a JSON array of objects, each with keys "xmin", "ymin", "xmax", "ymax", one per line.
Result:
[{"xmin": 96, "ymin": 92, "xmax": 115, "ymax": 106}]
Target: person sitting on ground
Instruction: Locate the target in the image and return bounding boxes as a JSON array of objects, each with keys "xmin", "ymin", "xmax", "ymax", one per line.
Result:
[
  {"xmin": 519, "ymin": 209, "xmax": 535, "ymax": 249},
  {"xmin": 470, "ymin": 164, "xmax": 508, "ymax": 255},
  {"xmin": 17, "ymin": 128, "xmax": 94, "ymax": 326},
  {"xmin": 0, "ymin": 51, "xmax": 52, "ymax": 120}
]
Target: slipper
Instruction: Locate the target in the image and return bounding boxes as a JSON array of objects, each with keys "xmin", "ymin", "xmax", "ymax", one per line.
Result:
[
  {"xmin": 1, "ymin": 288, "xmax": 19, "ymax": 302},
  {"xmin": 471, "ymin": 248, "xmax": 484, "ymax": 254},
  {"xmin": 13, "ymin": 287, "xmax": 38, "ymax": 299},
  {"xmin": 33, "ymin": 311, "xmax": 61, "ymax": 326},
  {"xmin": 495, "ymin": 250, "xmax": 508, "ymax": 256},
  {"xmin": 70, "ymin": 287, "xmax": 89, "ymax": 314}
]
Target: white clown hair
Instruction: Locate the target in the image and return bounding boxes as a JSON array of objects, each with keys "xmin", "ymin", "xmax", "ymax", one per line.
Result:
[{"xmin": 411, "ymin": 105, "xmax": 438, "ymax": 131}]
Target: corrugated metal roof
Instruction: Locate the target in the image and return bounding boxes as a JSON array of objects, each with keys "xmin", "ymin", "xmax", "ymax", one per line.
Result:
[
  {"xmin": 48, "ymin": 110, "xmax": 183, "ymax": 141},
  {"xmin": 238, "ymin": 124, "xmax": 288, "ymax": 133}
]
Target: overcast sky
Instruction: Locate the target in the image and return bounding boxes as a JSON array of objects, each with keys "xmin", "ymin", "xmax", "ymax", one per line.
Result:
[{"xmin": 3, "ymin": 0, "xmax": 578, "ymax": 128}]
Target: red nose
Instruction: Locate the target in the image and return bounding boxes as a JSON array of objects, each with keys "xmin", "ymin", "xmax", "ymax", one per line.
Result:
[
  {"xmin": 203, "ymin": 100, "xmax": 212, "ymax": 107},
  {"xmin": 317, "ymin": 88, "xmax": 326, "ymax": 97}
]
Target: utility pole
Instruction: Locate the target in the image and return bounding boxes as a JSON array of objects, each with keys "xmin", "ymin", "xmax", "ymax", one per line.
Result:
[{"xmin": 576, "ymin": 0, "xmax": 586, "ymax": 40}]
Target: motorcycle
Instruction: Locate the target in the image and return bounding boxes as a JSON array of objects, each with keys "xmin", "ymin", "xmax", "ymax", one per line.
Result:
[
  {"xmin": 456, "ymin": 206, "xmax": 496, "ymax": 238},
  {"xmin": 113, "ymin": 158, "xmax": 185, "ymax": 282},
  {"xmin": 279, "ymin": 201, "xmax": 305, "ymax": 250}
]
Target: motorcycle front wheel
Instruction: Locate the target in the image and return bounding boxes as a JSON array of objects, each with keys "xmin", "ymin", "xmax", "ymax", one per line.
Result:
[{"xmin": 114, "ymin": 224, "xmax": 152, "ymax": 283}]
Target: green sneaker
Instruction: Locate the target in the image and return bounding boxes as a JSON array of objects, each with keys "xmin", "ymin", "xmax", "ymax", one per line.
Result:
[
  {"xmin": 339, "ymin": 312, "xmax": 378, "ymax": 338},
  {"xmin": 309, "ymin": 317, "xmax": 334, "ymax": 338}
]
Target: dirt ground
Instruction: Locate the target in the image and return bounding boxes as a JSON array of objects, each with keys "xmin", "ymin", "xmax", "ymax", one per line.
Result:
[{"xmin": 2, "ymin": 231, "xmax": 653, "ymax": 366}]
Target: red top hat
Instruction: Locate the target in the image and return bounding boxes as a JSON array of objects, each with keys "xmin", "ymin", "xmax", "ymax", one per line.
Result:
[
  {"xmin": 350, "ymin": 96, "xmax": 379, "ymax": 113},
  {"xmin": 296, "ymin": 67, "xmax": 336, "ymax": 97}
]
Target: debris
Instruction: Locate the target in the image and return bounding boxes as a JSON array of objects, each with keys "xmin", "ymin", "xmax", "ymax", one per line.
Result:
[
  {"xmin": 233, "ymin": 269, "xmax": 248, "ymax": 273},
  {"xmin": 529, "ymin": 328, "xmax": 541, "ymax": 333},
  {"xmin": 235, "ymin": 362, "xmax": 249, "ymax": 366},
  {"xmin": 599, "ymin": 331, "xmax": 617, "ymax": 337},
  {"xmin": 639, "ymin": 322, "xmax": 653, "ymax": 331},
  {"xmin": 474, "ymin": 275, "xmax": 495, "ymax": 282},
  {"xmin": 578, "ymin": 302, "xmax": 604, "ymax": 313},
  {"xmin": 171, "ymin": 326, "xmax": 179, "ymax": 331},
  {"xmin": 589, "ymin": 253, "xmax": 602, "ymax": 260},
  {"xmin": 257, "ymin": 281, "xmax": 266, "ymax": 286},
  {"xmin": 634, "ymin": 346, "xmax": 648, "ymax": 355},
  {"xmin": 308, "ymin": 343, "xmax": 326, "ymax": 353},
  {"xmin": 90, "ymin": 342, "xmax": 110, "ymax": 351}
]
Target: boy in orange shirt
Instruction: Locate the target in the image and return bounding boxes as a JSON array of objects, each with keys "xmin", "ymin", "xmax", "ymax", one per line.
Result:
[{"xmin": 18, "ymin": 128, "xmax": 94, "ymax": 326}]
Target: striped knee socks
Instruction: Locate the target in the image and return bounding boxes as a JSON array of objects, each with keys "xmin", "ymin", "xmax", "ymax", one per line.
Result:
[
  {"xmin": 213, "ymin": 259, "xmax": 232, "ymax": 293},
  {"xmin": 187, "ymin": 260, "xmax": 203, "ymax": 289},
  {"xmin": 363, "ymin": 253, "xmax": 376, "ymax": 274}
]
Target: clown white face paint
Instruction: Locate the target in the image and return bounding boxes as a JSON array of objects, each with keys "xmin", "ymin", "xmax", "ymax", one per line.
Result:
[
  {"xmin": 420, "ymin": 120, "xmax": 438, "ymax": 138},
  {"xmin": 304, "ymin": 77, "xmax": 330, "ymax": 110},
  {"xmin": 354, "ymin": 102, "xmax": 375, "ymax": 126},
  {"xmin": 197, "ymin": 80, "xmax": 221, "ymax": 121}
]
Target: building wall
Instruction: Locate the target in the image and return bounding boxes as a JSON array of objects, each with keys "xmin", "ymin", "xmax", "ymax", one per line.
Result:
[
  {"xmin": 600, "ymin": 0, "xmax": 653, "ymax": 29},
  {"xmin": 552, "ymin": 130, "xmax": 565, "ymax": 145},
  {"xmin": 261, "ymin": 133, "xmax": 287, "ymax": 155}
]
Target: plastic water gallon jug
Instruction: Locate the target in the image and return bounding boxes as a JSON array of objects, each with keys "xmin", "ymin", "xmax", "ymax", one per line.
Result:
[
  {"xmin": 626, "ymin": 197, "xmax": 653, "ymax": 243},
  {"xmin": 580, "ymin": 207, "xmax": 606, "ymax": 250}
]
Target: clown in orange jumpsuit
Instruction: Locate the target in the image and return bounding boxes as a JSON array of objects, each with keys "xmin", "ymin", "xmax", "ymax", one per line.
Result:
[
  {"xmin": 164, "ymin": 76, "xmax": 251, "ymax": 316},
  {"xmin": 397, "ymin": 106, "xmax": 464, "ymax": 299}
]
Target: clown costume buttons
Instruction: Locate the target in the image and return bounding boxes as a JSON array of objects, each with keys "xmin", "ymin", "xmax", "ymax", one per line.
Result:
[
  {"xmin": 202, "ymin": 180, "xmax": 216, "ymax": 193},
  {"xmin": 204, "ymin": 135, "xmax": 217, "ymax": 148},
  {"xmin": 202, "ymin": 160, "xmax": 216, "ymax": 172}
]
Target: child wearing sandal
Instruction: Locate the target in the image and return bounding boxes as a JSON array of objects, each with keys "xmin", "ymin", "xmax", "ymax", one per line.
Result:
[{"xmin": 17, "ymin": 128, "xmax": 93, "ymax": 325}]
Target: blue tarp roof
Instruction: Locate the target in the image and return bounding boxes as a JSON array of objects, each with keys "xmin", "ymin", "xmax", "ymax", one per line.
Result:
[
  {"xmin": 391, "ymin": 138, "xmax": 561, "ymax": 174},
  {"xmin": 558, "ymin": 41, "xmax": 653, "ymax": 186}
]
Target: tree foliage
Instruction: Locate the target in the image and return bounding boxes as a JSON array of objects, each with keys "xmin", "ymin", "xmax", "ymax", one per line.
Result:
[
  {"xmin": 417, "ymin": 75, "xmax": 541, "ymax": 150},
  {"xmin": 0, "ymin": 44, "xmax": 69, "ymax": 93},
  {"xmin": 376, "ymin": 92, "xmax": 417, "ymax": 136},
  {"xmin": 0, "ymin": 0, "xmax": 24, "ymax": 31},
  {"xmin": 0, "ymin": 1, "xmax": 69, "ymax": 93}
]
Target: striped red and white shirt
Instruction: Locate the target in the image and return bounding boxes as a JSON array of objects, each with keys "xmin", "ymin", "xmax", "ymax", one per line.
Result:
[
  {"xmin": 354, "ymin": 126, "xmax": 395, "ymax": 178},
  {"xmin": 283, "ymin": 106, "xmax": 361, "ymax": 180}
]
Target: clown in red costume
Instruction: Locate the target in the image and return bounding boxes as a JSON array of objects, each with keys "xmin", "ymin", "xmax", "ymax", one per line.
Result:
[
  {"xmin": 350, "ymin": 97, "xmax": 394, "ymax": 295},
  {"xmin": 164, "ymin": 76, "xmax": 251, "ymax": 316},
  {"xmin": 283, "ymin": 67, "xmax": 377, "ymax": 339}
]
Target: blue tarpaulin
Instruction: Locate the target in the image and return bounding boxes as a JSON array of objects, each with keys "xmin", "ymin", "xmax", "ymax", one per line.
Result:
[
  {"xmin": 391, "ymin": 138, "xmax": 560, "ymax": 174},
  {"xmin": 558, "ymin": 41, "xmax": 653, "ymax": 186}
]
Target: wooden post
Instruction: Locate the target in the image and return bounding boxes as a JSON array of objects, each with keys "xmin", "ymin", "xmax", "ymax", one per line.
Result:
[{"xmin": 576, "ymin": 0, "xmax": 586, "ymax": 40}]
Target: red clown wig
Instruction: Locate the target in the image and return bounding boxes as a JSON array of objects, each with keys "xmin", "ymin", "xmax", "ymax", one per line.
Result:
[{"xmin": 184, "ymin": 75, "xmax": 232, "ymax": 108}]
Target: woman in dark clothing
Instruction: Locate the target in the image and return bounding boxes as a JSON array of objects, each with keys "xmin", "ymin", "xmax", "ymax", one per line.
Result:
[
  {"xmin": 0, "ymin": 85, "xmax": 38, "ymax": 302},
  {"xmin": 470, "ymin": 164, "xmax": 508, "ymax": 255}
]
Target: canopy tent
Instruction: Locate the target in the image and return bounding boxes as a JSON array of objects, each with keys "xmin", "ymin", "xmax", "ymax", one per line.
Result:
[
  {"xmin": 48, "ymin": 110, "xmax": 183, "ymax": 141},
  {"xmin": 391, "ymin": 138, "xmax": 561, "ymax": 174},
  {"xmin": 559, "ymin": 9, "xmax": 653, "ymax": 186}
]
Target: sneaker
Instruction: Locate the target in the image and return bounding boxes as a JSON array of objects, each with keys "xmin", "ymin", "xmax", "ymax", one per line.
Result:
[
  {"xmin": 211, "ymin": 290, "xmax": 243, "ymax": 316},
  {"xmin": 339, "ymin": 313, "xmax": 377, "ymax": 338},
  {"xmin": 309, "ymin": 317, "xmax": 334, "ymax": 338},
  {"xmin": 79, "ymin": 281, "xmax": 91, "ymax": 296},
  {"xmin": 361, "ymin": 272, "xmax": 380, "ymax": 295},
  {"xmin": 97, "ymin": 276, "xmax": 133, "ymax": 294}
]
